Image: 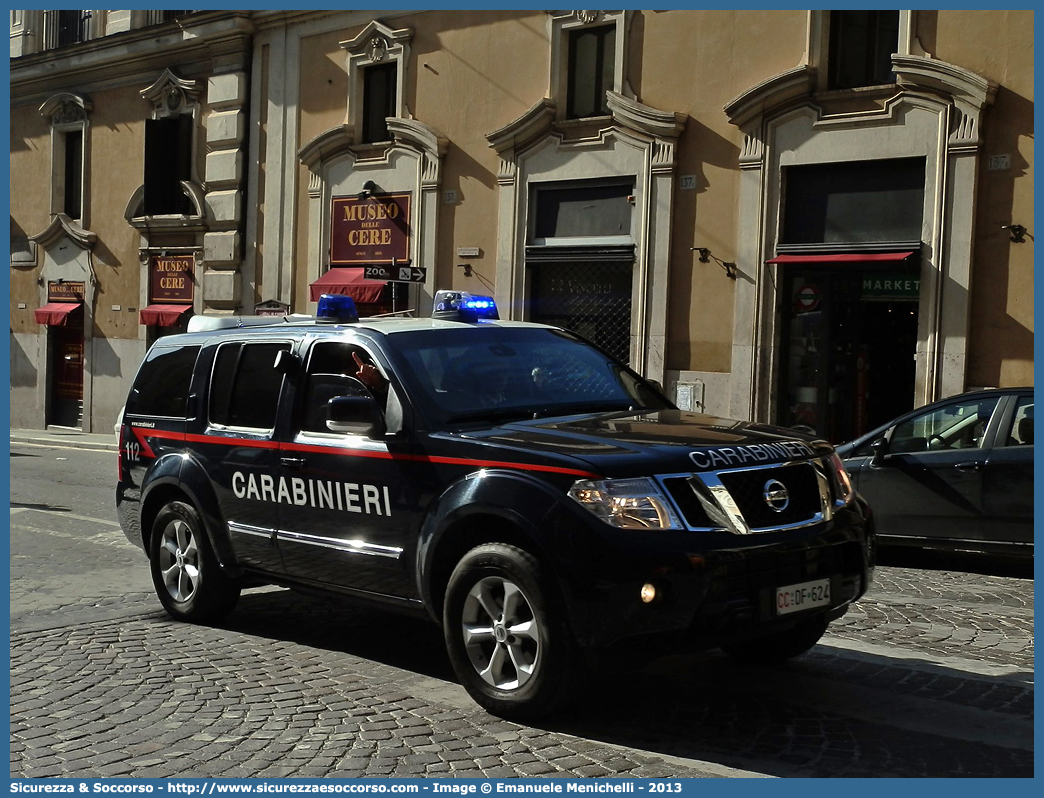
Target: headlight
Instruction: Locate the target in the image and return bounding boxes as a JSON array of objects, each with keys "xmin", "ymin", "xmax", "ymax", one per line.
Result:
[
  {"xmin": 568, "ymin": 477, "xmax": 683, "ymax": 530},
  {"xmin": 826, "ymin": 453, "xmax": 854, "ymax": 505}
]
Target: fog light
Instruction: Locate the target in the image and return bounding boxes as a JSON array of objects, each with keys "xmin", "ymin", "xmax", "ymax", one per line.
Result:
[{"xmin": 640, "ymin": 583, "xmax": 657, "ymax": 604}]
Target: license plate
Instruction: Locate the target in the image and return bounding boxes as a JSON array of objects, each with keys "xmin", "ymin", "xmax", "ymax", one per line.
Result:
[{"xmin": 776, "ymin": 578, "xmax": 831, "ymax": 615}]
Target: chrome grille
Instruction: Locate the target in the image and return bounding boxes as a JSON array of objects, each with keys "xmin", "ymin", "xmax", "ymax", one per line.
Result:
[{"xmin": 661, "ymin": 460, "xmax": 829, "ymax": 534}]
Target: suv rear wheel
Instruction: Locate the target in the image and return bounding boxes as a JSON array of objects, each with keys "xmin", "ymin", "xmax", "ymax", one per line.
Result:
[
  {"xmin": 150, "ymin": 501, "xmax": 240, "ymax": 623},
  {"xmin": 443, "ymin": 543, "xmax": 576, "ymax": 720}
]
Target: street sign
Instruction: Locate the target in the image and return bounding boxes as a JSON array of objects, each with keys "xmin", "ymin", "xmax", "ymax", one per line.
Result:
[{"xmin": 364, "ymin": 265, "xmax": 427, "ymax": 283}]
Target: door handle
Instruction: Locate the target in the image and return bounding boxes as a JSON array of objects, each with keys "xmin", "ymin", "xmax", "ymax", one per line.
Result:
[
  {"xmin": 280, "ymin": 457, "xmax": 306, "ymax": 469},
  {"xmin": 954, "ymin": 461, "xmax": 981, "ymax": 472}
]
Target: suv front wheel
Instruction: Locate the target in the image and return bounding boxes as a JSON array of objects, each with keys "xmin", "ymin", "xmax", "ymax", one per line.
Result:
[
  {"xmin": 150, "ymin": 500, "xmax": 240, "ymax": 623},
  {"xmin": 443, "ymin": 543, "xmax": 577, "ymax": 720}
]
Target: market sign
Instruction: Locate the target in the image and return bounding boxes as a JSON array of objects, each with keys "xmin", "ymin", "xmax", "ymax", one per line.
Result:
[
  {"xmin": 861, "ymin": 274, "xmax": 920, "ymax": 302},
  {"xmin": 149, "ymin": 255, "xmax": 194, "ymax": 304},
  {"xmin": 330, "ymin": 192, "xmax": 411, "ymax": 266},
  {"xmin": 47, "ymin": 281, "xmax": 84, "ymax": 302}
]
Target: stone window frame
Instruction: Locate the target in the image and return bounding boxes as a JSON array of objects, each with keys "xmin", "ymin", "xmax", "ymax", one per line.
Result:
[
  {"xmin": 340, "ymin": 20, "xmax": 412, "ymax": 146},
  {"xmin": 39, "ymin": 92, "xmax": 92, "ymax": 228},
  {"xmin": 124, "ymin": 69, "xmax": 206, "ymax": 227},
  {"xmin": 548, "ymin": 10, "xmax": 633, "ymax": 122}
]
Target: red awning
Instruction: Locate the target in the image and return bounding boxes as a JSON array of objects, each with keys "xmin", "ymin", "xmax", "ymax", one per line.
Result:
[
  {"xmin": 140, "ymin": 304, "xmax": 193, "ymax": 327},
  {"xmin": 309, "ymin": 267, "xmax": 387, "ymax": 303},
  {"xmin": 766, "ymin": 251, "xmax": 916, "ymax": 265},
  {"xmin": 33, "ymin": 302, "xmax": 81, "ymax": 326}
]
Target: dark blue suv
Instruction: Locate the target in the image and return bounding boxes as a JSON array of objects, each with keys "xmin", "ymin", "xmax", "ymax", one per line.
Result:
[{"xmin": 117, "ymin": 297, "xmax": 873, "ymax": 718}]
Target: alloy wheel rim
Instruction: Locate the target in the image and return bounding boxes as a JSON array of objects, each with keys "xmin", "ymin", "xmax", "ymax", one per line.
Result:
[
  {"xmin": 461, "ymin": 576, "xmax": 540, "ymax": 690},
  {"xmin": 158, "ymin": 519, "xmax": 200, "ymax": 603}
]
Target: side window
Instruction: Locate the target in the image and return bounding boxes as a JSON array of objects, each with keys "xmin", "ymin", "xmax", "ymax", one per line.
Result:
[
  {"xmin": 126, "ymin": 345, "xmax": 200, "ymax": 418},
  {"xmin": 890, "ymin": 397, "xmax": 1000, "ymax": 454},
  {"xmin": 209, "ymin": 342, "xmax": 290, "ymax": 430},
  {"xmin": 1002, "ymin": 397, "xmax": 1034, "ymax": 447},
  {"xmin": 297, "ymin": 342, "xmax": 393, "ymax": 435}
]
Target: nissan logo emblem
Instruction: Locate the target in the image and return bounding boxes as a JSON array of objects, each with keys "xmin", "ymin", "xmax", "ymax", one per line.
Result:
[{"xmin": 763, "ymin": 478, "xmax": 790, "ymax": 512}]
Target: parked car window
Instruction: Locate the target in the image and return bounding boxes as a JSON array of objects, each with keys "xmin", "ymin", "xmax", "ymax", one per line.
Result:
[
  {"xmin": 126, "ymin": 345, "xmax": 200, "ymax": 418},
  {"xmin": 209, "ymin": 342, "xmax": 290, "ymax": 430},
  {"xmin": 890, "ymin": 397, "xmax": 1000, "ymax": 453},
  {"xmin": 1002, "ymin": 398, "xmax": 1034, "ymax": 447}
]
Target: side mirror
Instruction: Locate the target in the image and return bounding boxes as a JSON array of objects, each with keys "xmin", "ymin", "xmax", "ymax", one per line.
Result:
[
  {"xmin": 870, "ymin": 436, "xmax": 889, "ymax": 467},
  {"xmin": 646, "ymin": 379, "xmax": 664, "ymax": 394},
  {"xmin": 327, "ymin": 394, "xmax": 385, "ymax": 437}
]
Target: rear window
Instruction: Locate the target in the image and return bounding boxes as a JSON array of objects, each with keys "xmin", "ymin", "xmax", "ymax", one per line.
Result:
[
  {"xmin": 126, "ymin": 345, "xmax": 200, "ymax": 418},
  {"xmin": 209, "ymin": 342, "xmax": 290, "ymax": 430}
]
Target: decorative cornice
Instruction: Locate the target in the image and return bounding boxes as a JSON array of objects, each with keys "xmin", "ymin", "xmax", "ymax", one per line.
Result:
[
  {"xmin": 38, "ymin": 92, "xmax": 93, "ymax": 123},
  {"xmin": 340, "ymin": 19, "xmax": 412, "ymax": 60},
  {"xmin": 140, "ymin": 68, "xmax": 202, "ymax": 110},
  {"xmin": 607, "ymin": 91, "xmax": 686, "ymax": 140},
  {"xmin": 723, "ymin": 65, "xmax": 816, "ymax": 129},
  {"xmin": 387, "ymin": 118, "xmax": 448, "ymax": 159},
  {"xmin": 297, "ymin": 125, "xmax": 354, "ymax": 171},
  {"xmin": 892, "ymin": 54, "xmax": 997, "ymax": 112},
  {"xmin": 30, "ymin": 214, "xmax": 97, "ymax": 250},
  {"xmin": 123, "ymin": 183, "xmax": 207, "ymax": 229},
  {"xmin": 486, "ymin": 98, "xmax": 556, "ymax": 154}
]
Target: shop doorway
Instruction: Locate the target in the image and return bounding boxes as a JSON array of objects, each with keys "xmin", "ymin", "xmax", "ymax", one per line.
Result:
[
  {"xmin": 50, "ymin": 312, "xmax": 84, "ymax": 428},
  {"xmin": 778, "ymin": 264, "xmax": 919, "ymax": 443}
]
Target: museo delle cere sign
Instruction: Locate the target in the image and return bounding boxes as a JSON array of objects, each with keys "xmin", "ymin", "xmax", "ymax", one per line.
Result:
[
  {"xmin": 330, "ymin": 192, "xmax": 411, "ymax": 266},
  {"xmin": 149, "ymin": 255, "xmax": 194, "ymax": 303}
]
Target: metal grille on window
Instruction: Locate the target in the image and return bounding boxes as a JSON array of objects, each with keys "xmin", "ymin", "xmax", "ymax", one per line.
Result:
[{"xmin": 529, "ymin": 261, "xmax": 632, "ymax": 365}]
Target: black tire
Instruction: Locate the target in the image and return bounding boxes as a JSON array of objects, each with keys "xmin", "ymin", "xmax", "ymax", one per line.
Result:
[
  {"xmin": 721, "ymin": 614, "xmax": 828, "ymax": 664},
  {"xmin": 149, "ymin": 501, "xmax": 240, "ymax": 623},
  {"xmin": 443, "ymin": 543, "xmax": 577, "ymax": 720}
]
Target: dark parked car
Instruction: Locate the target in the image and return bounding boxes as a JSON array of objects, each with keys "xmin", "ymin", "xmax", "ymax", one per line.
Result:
[{"xmin": 836, "ymin": 388, "xmax": 1033, "ymax": 560}]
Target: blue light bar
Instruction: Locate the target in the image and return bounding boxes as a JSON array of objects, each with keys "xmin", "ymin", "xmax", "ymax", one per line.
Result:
[
  {"xmin": 316, "ymin": 293, "xmax": 359, "ymax": 323},
  {"xmin": 433, "ymin": 290, "xmax": 500, "ymax": 321}
]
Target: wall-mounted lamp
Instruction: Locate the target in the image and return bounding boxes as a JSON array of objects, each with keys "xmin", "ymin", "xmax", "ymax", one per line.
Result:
[
  {"xmin": 1002, "ymin": 223, "xmax": 1027, "ymax": 243},
  {"xmin": 358, "ymin": 180, "xmax": 379, "ymax": 200},
  {"xmin": 691, "ymin": 246, "xmax": 737, "ymax": 279},
  {"xmin": 457, "ymin": 263, "xmax": 473, "ymax": 277}
]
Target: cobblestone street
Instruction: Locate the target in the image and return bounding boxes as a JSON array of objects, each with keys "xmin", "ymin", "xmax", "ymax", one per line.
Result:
[{"xmin": 9, "ymin": 441, "xmax": 1034, "ymax": 778}]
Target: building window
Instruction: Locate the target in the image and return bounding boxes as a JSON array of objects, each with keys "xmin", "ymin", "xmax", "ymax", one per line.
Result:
[
  {"xmin": 781, "ymin": 157, "xmax": 925, "ymax": 245},
  {"xmin": 341, "ymin": 21, "xmax": 411, "ymax": 148},
  {"xmin": 828, "ymin": 10, "xmax": 900, "ymax": 89},
  {"xmin": 161, "ymin": 11, "xmax": 191, "ymax": 23},
  {"xmin": 567, "ymin": 25, "xmax": 615, "ymax": 118},
  {"xmin": 55, "ymin": 10, "xmax": 89, "ymax": 47},
  {"xmin": 63, "ymin": 129, "xmax": 83, "ymax": 219},
  {"xmin": 144, "ymin": 115, "xmax": 194, "ymax": 215},
  {"xmin": 361, "ymin": 63, "xmax": 397, "ymax": 144}
]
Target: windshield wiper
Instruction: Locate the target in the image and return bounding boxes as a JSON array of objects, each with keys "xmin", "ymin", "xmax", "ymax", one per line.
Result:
[
  {"xmin": 446, "ymin": 408, "xmax": 542, "ymax": 425},
  {"xmin": 531, "ymin": 402, "xmax": 637, "ymax": 418}
]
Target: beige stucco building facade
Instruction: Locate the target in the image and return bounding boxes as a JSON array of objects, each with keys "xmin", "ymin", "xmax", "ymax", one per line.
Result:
[{"xmin": 10, "ymin": 10, "xmax": 1034, "ymax": 442}]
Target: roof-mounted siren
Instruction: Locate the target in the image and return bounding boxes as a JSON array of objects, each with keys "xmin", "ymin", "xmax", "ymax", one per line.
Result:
[
  {"xmin": 316, "ymin": 293, "xmax": 360, "ymax": 323},
  {"xmin": 432, "ymin": 290, "xmax": 499, "ymax": 322}
]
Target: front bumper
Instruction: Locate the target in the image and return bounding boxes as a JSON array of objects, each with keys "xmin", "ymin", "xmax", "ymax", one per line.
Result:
[{"xmin": 546, "ymin": 498, "xmax": 875, "ymax": 651}]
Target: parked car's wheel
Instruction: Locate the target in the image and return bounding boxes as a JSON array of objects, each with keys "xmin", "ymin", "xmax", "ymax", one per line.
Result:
[
  {"xmin": 721, "ymin": 614, "xmax": 828, "ymax": 663},
  {"xmin": 443, "ymin": 543, "xmax": 577, "ymax": 719},
  {"xmin": 150, "ymin": 501, "xmax": 239, "ymax": 622}
]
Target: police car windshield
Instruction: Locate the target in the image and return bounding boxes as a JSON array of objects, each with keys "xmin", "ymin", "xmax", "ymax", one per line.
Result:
[{"xmin": 385, "ymin": 327, "xmax": 669, "ymax": 428}]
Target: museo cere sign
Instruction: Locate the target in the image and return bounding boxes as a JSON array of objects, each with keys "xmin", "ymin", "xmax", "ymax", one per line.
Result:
[
  {"xmin": 861, "ymin": 273, "xmax": 920, "ymax": 302},
  {"xmin": 330, "ymin": 192, "xmax": 411, "ymax": 266},
  {"xmin": 149, "ymin": 255, "xmax": 195, "ymax": 303}
]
